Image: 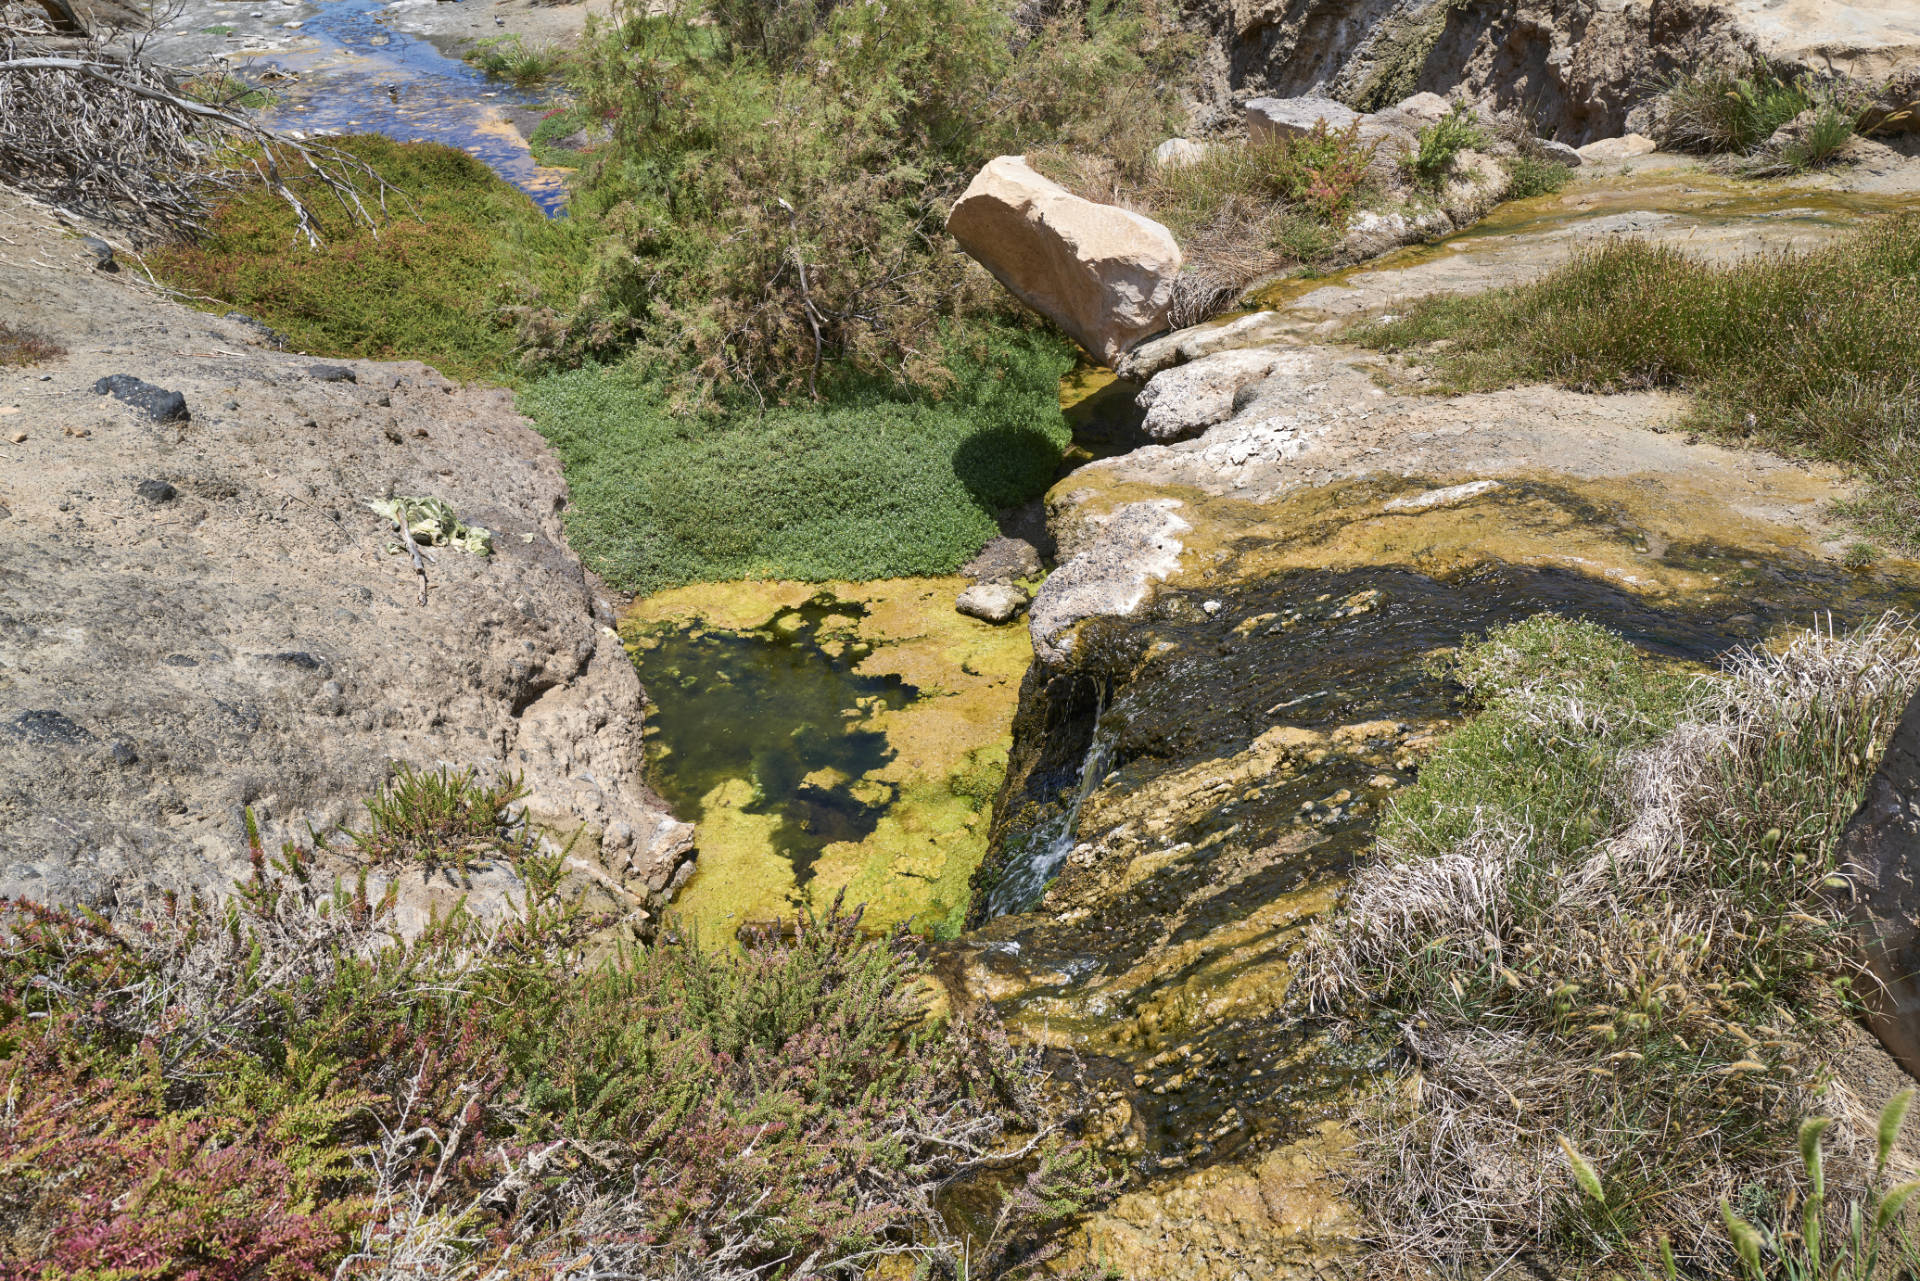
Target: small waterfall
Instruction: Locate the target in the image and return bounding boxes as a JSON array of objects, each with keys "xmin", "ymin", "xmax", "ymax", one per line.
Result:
[{"xmin": 985, "ymin": 691, "xmax": 1114, "ymax": 918}]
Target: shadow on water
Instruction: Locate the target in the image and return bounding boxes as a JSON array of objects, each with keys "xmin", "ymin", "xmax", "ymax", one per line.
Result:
[
  {"xmin": 241, "ymin": 0, "xmax": 571, "ymax": 212},
  {"xmin": 636, "ymin": 592, "xmax": 920, "ymax": 892}
]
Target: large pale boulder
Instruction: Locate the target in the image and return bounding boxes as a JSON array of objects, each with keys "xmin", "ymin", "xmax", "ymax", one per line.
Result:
[
  {"xmin": 1244, "ymin": 96, "xmax": 1362, "ymax": 141},
  {"xmin": 1576, "ymin": 132, "xmax": 1657, "ymax": 163},
  {"xmin": 947, "ymin": 156, "xmax": 1183, "ymax": 366}
]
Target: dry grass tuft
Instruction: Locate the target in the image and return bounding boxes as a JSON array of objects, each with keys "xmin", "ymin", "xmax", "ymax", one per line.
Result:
[{"xmin": 1299, "ymin": 613, "xmax": 1920, "ymax": 1267}]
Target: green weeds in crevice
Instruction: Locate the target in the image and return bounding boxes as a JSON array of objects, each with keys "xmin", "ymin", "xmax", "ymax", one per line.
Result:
[
  {"xmin": 1502, "ymin": 152, "xmax": 1573, "ymax": 199},
  {"xmin": 1655, "ymin": 64, "xmax": 1868, "ymax": 175},
  {"xmin": 1348, "ymin": 216, "xmax": 1920, "ymax": 549},
  {"xmin": 345, "ymin": 764, "xmax": 529, "ymax": 875},
  {"xmin": 0, "ymin": 795, "xmax": 1099, "ymax": 1278},
  {"xmin": 1300, "ymin": 613, "xmax": 1920, "ymax": 1268},
  {"xmin": 464, "ymin": 35, "xmax": 568, "ymax": 87}
]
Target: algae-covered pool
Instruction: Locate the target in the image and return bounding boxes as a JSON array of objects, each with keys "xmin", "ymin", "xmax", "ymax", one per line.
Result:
[{"xmin": 623, "ymin": 578, "xmax": 1031, "ymax": 945}]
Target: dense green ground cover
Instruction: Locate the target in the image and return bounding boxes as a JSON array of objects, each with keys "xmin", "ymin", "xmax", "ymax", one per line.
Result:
[
  {"xmin": 1351, "ymin": 215, "xmax": 1920, "ymax": 548},
  {"xmin": 152, "ymin": 136, "xmax": 591, "ymax": 383},
  {"xmin": 521, "ymin": 327, "xmax": 1074, "ymax": 590}
]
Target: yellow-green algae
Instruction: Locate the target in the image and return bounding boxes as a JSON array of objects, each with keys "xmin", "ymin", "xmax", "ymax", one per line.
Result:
[{"xmin": 624, "ymin": 577, "xmax": 1030, "ymax": 945}]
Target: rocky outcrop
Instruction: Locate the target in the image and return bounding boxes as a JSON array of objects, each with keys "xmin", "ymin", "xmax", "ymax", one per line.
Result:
[
  {"xmin": 1187, "ymin": 0, "xmax": 1920, "ymax": 146},
  {"xmin": 947, "ymin": 156, "xmax": 1184, "ymax": 365},
  {"xmin": 1835, "ymin": 692, "xmax": 1920, "ymax": 1078},
  {"xmin": 0, "ymin": 190, "xmax": 693, "ymax": 920},
  {"xmin": 1136, "ymin": 347, "xmax": 1298, "ymax": 441}
]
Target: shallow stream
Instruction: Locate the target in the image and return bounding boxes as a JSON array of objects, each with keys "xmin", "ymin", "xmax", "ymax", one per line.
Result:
[{"xmin": 220, "ymin": 0, "xmax": 572, "ymax": 211}]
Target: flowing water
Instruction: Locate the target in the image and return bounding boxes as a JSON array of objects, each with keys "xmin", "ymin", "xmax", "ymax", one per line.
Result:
[{"xmin": 229, "ymin": 0, "xmax": 572, "ymax": 212}]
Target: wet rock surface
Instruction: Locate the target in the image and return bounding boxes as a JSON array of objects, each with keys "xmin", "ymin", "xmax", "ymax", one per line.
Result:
[
  {"xmin": 946, "ymin": 161, "xmax": 1920, "ymax": 1278},
  {"xmin": 0, "ymin": 189, "xmax": 691, "ymax": 914}
]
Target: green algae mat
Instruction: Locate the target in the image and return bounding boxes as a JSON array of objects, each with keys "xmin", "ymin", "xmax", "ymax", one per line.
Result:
[{"xmin": 623, "ymin": 578, "xmax": 1030, "ymax": 943}]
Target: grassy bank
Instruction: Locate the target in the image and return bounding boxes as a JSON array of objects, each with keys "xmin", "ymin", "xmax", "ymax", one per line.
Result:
[
  {"xmin": 151, "ymin": 135, "xmax": 590, "ymax": 384},
  {"xmin": 1299, "ymin": 614, "xmax": 1920, "ymax": 1269},
  {"xmin": 0, "ymin": 773, "xmax": 1097, "ymax": 1278},
  {"xmin": 1349, "ymin": 215, "xmax": 1920, "ymax": 547}
]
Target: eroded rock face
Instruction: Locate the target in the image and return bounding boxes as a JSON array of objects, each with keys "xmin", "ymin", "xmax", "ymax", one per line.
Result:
[
  {"xmin": 1835, "ymin": 692, "xmax": 1920, "ymax": 1077},
  {"xmin": 947, "ymin": 156, "xmax": 1184, "ymax": 365},
  {"xmin": 0, "ymin": 190, "xmax": 693, "ymax": 918},
  {"xmin": 1188, "ymin": 0, "xmax": 1920, "ymax": 144}
]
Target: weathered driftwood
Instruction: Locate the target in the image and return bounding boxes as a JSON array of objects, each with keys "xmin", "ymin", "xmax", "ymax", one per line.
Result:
[{"xmin": 0, "ymin": 2, "xmax": 393, "ymax": 241}]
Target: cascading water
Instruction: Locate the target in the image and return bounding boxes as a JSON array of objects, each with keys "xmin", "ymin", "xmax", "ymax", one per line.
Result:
[{"xmin": 985, "ymin": 689, "xmax": 1112, "ymax": 918}]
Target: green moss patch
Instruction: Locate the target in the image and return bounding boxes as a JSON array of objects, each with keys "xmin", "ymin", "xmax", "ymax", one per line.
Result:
[{"xmin": 521, "ymin": 325, "xmax": 1074, "ymax": 592}]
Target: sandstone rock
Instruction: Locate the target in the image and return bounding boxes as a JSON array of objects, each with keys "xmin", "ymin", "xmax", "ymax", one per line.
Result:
[
  {"xmin": 956, "ymin": 582, "xmax": 1030, "ymax": 624},
  {"xmin": 1835, "ymin": 691, "xmax": 1920, "ymax": 1077},
  {"xmin": 1244, "ymin": 95, "xmax": 1360, "ymax": 141},
  {"xmin": 947, "ymin": 156, "xmax": 1183, "ymax": 365},
  {"xmin": 961, "ymin": 535, "xmax": 1043, "ymax": 583},
  {"xmin": 0, "ymin": 188, "xmax": 694, "ymax": 920},
  {"xmin": 1394, "ymin": 91, "xmax": 1453, "ymax": 122},
  {"xmin": 1535, "ymin": 138, "xmax": 1584, "ymax": 167},
  {"xmin": 1576, "ymin": 132, "xmax": 1657, "ymax": 163},
  {"xmin": 1136, "ymin": 347, "xmax": 1286, "ymax": 441},
  {"xmin": 1151, "ymin": 137, "xmax": 1213, "ymax": 169},
  {"xmin": 1117, "ymin": 310, "xmax": 1292, "ymax": 381}
]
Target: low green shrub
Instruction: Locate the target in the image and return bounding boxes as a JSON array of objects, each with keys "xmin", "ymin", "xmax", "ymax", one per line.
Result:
[
  {"xmin": 344, "ymin": 765, "xmax": 530, "ymax": 874},
  {"xmin": 559, "ymin": 0, "xmax": 1189, "ymax": 406},
  {"xmin": 1503, "ymin": 152, "xmax": 1573, "ymax": 199},
  {"xmin": 520, "ymin": 323, "xmax": 1075, "ymax": 592},
  {"xmin": 1348, "ymin": 216, "xmax": 1920, "ymax": 547},
  {"xmin": 1301, "ymin": 613, "xmax": 1920, "ymax": 1267},
  {"xmin": 1406, "ymin": 101, "xmax": 1486, "ymax": 191},
  {"xmin": 151, "ymin": 135, "xmax": 591, "ymax": 383},
  {"xmin": 0, "ymin": 802, "xmax": 1095, "ymax": 1276}
]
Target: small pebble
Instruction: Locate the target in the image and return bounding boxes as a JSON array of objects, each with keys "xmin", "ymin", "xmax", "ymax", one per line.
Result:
[
  {"xmin": 7, "ymin": 431, "xmax": 25, "ymax": 444},
  {"xmin": 1202, "ymin": 599, "xmax": 1222, "ymax": 615}
]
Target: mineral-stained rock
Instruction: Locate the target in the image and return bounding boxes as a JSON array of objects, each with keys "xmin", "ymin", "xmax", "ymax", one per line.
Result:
[
  {"xmin": 1028, "ymin": 499, "xmax": 1190, "ymax": 663},
  {"xmin": 1117, "ymin": 310, "xmax": 1291, "ymax": 381},
  {"xmin": 960, "ymin": 535, "xmax": 1044, "ymax": 584},
  {"xmin": 1834, "ymin": 692, "xmax": 1920, "ymax": 1077},
  {"xmin": 956, "ymin": 581, "xmax": 1030, "ymax": 624},
  {"xmin": 947, "ymin": 155, "xmax": 1183, "ymax": 365},
  {"xmin": 1136, "ymin": 347, "xmax": 1288, "ymax": 441}
]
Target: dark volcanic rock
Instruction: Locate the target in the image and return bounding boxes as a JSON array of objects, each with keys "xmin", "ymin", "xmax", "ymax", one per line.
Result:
[
  {"xmin": 135, "ymin": 478, "xmax": 178, "ymax": 503},
  {"xmin": 93, "ymin": 374, "xmax": 189, "ymax": 423},
  {"xmin": 309, "ymin": 364, "xmax": 358, "ymax": 383}
]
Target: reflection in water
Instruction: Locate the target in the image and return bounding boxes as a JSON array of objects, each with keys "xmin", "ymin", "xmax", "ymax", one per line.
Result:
[
  {"xmin": 240, "ymin": 0, "xmax": 572, "ymax": 213},
  {"xmin": 635, "ymin": 593, "xmax": 919, "ymax": 894}
]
